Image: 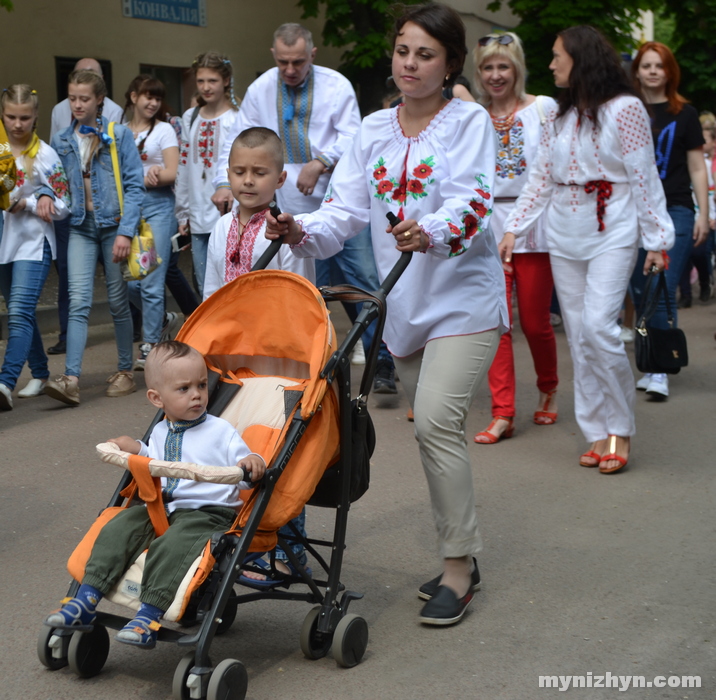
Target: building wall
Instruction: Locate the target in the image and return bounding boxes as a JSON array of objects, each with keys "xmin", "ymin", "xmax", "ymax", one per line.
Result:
[{"xmin": 0, "ymin": 0, "xmax": 518, "ymax": 140}]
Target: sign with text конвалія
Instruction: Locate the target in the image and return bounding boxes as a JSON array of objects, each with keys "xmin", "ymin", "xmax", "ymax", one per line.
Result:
[{"xmin": 122, "ymin": 0, "xmax": 206, "ymax": 27}]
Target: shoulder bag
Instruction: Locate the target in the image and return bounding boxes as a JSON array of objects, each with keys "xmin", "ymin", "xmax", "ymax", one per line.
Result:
[
  {"xmin": 107, "ymin": 122, "xmax": 161, "ymax": 281},
  {"xmin": 634, "ymin": 270, "xmax": 688, "ymax": 374}
]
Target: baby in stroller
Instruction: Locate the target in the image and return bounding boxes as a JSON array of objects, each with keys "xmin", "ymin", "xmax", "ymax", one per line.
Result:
[{"xmin": 44, "ymin": 340, "xmax": 265, "ymax": 649}]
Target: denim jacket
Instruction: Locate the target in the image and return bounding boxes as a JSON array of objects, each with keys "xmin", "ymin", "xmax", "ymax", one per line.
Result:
[{"xmin": 51, "ymin": 117, "xmax": 145, "ymax": 239}]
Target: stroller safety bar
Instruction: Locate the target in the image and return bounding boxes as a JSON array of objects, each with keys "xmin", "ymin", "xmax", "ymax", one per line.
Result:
[{"xmin": 96, "ymin": 442, "xmax": 248, "ymax": 484}]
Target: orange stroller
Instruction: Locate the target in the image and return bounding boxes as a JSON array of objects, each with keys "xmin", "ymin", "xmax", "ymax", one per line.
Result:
[{"xmin": 38, "ymin": 240, "xmax": 411, "ymax": 700}]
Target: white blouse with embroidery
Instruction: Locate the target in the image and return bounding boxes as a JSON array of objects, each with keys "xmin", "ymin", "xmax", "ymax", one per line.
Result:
[
  {"xmin": 291, "ymin": 99, "xmax": 508, "ymax": 358},
  {"xmin": 503, "ymin": 94, "xmax": 674, "ymax": 260},
  {"xmin": 490, "ymin": 96, "xmax": 557, "ymax": 254},
  {"xmin": 1, "ymin": 140, "xmax": 70, "ymax": 264},
  {"xmin": 175, "ymin": 107, "xmax": 240, "ymax": 234}
]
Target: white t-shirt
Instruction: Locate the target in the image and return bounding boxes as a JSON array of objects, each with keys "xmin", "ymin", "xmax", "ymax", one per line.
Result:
[{"xmin": 133, "ymin": 121, "xmax": 179, "ymax": 176}]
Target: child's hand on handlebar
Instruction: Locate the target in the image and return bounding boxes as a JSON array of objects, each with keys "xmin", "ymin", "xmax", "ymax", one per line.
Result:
[{"xmin": 239, "ymin": 454, "xmax": 266, "ymax": 482}]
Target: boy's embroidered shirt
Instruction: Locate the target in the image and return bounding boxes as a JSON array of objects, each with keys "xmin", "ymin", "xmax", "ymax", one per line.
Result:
[{"xmin": 225, "ymin": 209, "xmax": 266, "ymax": 282}]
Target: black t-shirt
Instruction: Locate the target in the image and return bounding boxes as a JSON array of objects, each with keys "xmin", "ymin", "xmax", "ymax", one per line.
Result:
[{"xmin": 649, "ymin": 102, "xmax": 704, "ymax": 210}]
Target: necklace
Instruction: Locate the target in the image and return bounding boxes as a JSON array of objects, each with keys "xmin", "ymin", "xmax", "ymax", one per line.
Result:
[{"xmin": 489, "ymin": 103, "xmax": 519, "ymax": 147}]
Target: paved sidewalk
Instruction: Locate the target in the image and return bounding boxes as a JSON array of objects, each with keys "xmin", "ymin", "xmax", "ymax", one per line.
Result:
[{"xmin": 1, "ymin": 297, "xmax": 714, "ymax": 699}]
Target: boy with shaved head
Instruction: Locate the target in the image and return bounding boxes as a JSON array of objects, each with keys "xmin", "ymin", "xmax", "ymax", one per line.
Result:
[{"xmin": 45, "ymin": 340, "xmax": 264, "ymax": 649}]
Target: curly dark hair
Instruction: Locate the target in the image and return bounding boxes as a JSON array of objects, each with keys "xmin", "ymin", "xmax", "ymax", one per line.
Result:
[
  {"xmin": 392, "ymin": 3, "xmax": 467, "ymax": 87},
  {"xmin": 556, "ymin": 25, "xmax": 642, "ymax": 131}
]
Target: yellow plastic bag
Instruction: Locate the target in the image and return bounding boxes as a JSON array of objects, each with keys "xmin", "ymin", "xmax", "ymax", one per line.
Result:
[{"xmin": 107, "ymin": 122, "xmax": 161, "ymax": 281}]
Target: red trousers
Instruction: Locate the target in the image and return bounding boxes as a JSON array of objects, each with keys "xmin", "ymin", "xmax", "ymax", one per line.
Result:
[{"xmin": 488, "ymin": 252, "xmax": 558, "ymax": 417}]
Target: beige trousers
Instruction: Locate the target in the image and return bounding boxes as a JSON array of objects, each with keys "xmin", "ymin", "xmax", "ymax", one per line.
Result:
[{"xmin": 393, "ymin": 330, "xmax": 500, "ymax": 559}]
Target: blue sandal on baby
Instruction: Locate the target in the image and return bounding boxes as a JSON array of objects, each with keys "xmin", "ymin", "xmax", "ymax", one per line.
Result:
[
  {"xmin": 45, "ymin": 597, "xmax": 97, "ymax": 632},
  {"xmin": 238, "ymin": 553, "xmax": 312, "ymax": 589},
  {"xmin": 116, "ymin": 615, "xmax": 161, "ymax": 649}
]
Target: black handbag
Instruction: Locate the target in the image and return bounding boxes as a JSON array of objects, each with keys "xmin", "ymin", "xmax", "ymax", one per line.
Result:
[{"xmin": 634, "ymin": 271, "xmax": 688, "ymax": 374}]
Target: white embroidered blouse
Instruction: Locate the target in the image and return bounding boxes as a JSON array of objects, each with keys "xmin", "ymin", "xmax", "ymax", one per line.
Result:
[
  {"xmin": 0, "ymin": 140, "xmax": 70, "ymax": 264},
  {"xmin": 503, "ymin": 94, "xmax": 674, "ymax": 260},
  {"xmin": 490, "ymin": 97, "xmax": 557, "ymax": 254},
  {"xmin": 175, "ymin": 107, "xmax": 241, "ymax": 234},
  {"xmin": 291, "ymin": 99, "xmax": 509, "ymax": 358}
]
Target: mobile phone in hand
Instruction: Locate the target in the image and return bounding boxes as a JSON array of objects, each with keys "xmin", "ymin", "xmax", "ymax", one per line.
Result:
[{"xmin": 171, "ymin": 232, "xmax": 192, "ymax": 253}]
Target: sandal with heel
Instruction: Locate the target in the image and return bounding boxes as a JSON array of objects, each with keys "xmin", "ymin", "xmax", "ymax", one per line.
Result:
[
  {"xmin": 534, "ymin": 390, "xmax": 558, "ymax": 425},
  {"xmin": 599, "ymin": 435, "xmax": 629, "ymax": 473},
  {"xmin": 474, "ymin": 417, "xmax": 514, "ymax": 444}
]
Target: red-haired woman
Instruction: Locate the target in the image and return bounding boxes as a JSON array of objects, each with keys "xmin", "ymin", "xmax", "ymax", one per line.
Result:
[{"xmin": 629, "ymin": 42, "xmax": 709, "ymax": 400}]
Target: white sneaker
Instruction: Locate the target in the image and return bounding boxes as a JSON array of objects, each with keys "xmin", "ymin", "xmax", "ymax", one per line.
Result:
[
  {"xmin": 619, "ymin": 327, "xmax": 635, "ymax": 343},
  {"xmin": 646, "ymin": 373, "xmax": 669, "ymax": 400},
  {"xmin": 636, "ymin": 374, "xmax": 652, "ymax": 391},
  {"xmin": 0, "ymin": 382, "xmax": 13, "ymax": 410},
  {"xmin": 351, "ymin": 341, "xmax": 366, "ymax": 365},
  {"xmin": 160, "ymin": 312, "xmax": 182, "ymax": 342},
  {"xmin": 17, "ymin": 378, "xmax": 47, "ymax": 398}
]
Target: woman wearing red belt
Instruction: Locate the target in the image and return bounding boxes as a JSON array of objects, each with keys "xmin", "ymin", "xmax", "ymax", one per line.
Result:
[{"xmin": 472, "ymin": 32, "xmax": 559, "ymax": 444}]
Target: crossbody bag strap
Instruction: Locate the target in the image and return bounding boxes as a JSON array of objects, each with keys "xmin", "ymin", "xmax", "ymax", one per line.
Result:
[{"xmin": 107, "ymin": 122, "xmax": 124, "ymax": 217}]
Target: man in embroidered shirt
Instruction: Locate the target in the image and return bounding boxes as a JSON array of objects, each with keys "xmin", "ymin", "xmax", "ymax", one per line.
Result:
[
  {"xmin": 212, "ymin": 23, "xmax": 397, "ymax": 393},
  {"xmin": 211, "ymin": 23, "xmax": 360, "ymax": 214}
]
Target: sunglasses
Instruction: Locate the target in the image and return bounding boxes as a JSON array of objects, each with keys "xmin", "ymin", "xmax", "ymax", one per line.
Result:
[{"xmin": 478, "ymin": 35, "xmax": 514, "ymax": 47}]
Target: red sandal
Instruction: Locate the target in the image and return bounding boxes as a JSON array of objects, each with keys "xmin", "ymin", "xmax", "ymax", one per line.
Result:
[
  {"xmin": 534, "ymin": 390, "xmax": 558, "ymax": 425},
  {"xmin": 599, "ymin": 435, "xmax": 629, "ymax": 473},
  {"xmin": 474, "ymin": 417, "xmax": 514, "ymax": 444},
  {"xmin": 579, "ymin": 445, "xmax": 602, "ymax": 468}
]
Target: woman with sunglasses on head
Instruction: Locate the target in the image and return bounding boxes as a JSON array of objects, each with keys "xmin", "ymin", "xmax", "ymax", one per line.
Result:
[
  {"xmin": 500, "ymin": 26, "xmax": 674, "ymax": 473},
  {"xmin": 628, "ymin": 42, "xmax": 708, "ymax": 401},
  {"xmin": 268, "ymin": 2, "xmax": 508, "ymax": 626},
  {"xmin": 472, "ymin": 32, "xmax": 559, "ymax": 445}
]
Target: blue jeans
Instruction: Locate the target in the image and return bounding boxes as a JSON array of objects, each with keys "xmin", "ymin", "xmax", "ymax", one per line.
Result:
[
  {"xmin": 0, "ymin": 239, "xmax": 52, "ymax": 390},
  {"xmin": 630, "ymin": 205, "xmax": 694, "ymax": 331},
  {"xmin": 65, "ymin": 215, "xmax": 133, "ymax": 377},
  {"xmin": 315, "ymin": 227, "xmax": 393, "ymax": 365},
  {"xmin": 191, "ymin": 232, "xmax": 210, "ymax": 298},
  {"xmin": 127, "ymin": 188, "xmax": 176, "ymax": 343},
  {"xmin": 275, "ymin": 507, "xmax": 307, "ymax": 565}
]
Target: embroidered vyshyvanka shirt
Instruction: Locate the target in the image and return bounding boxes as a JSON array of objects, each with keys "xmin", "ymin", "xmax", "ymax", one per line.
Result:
[
  {"xmin": 490, "ymin": 97, "xmax": 557, "ymax": 254},
  {"xmin": 175, "ymin": 107, "xmax": 240, "ymax": 233},
  {"xmin": 0, "ymin": 140, "xmax": 70, "ymax": 264},
  {"xmin": 503, "ymin": 95, "xmax": 674, "ymax": 260},
  {"xmin": 291, "ymin": 99, "xmax": 509, "ymax": 358},
  {"xmin": 203, "ymin": 206, "xmax": 315, "ymax": 300},
  {"xmin": 213, "ymin": 65, "xmax": 360, "ymax": 215}
]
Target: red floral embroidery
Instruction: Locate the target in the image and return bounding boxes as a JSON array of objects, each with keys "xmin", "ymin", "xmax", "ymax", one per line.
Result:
[
  {"xmin": 391, "ymin": 184, "xmax": 406, "ymax": 203},
  {"xmin": 470, "ymin": 200, "xmax": 488, "ymax": 218},
  {"xmin": 15, "ymin": 169, "xmax": 25, "ymax": 188},
  {"xmin": 374, "ymin": 166, "xmax": 387, "ymax": 179},
  {"xmin": 407, "ymin": 179, "xmax": 423, "ymax": 194},
  {"xmin": 475, "ymin": 188, "xmax": 491, "ymax": 200},
  {"xmin": 413, "ymin": 164, "xmax": 433, "ymax": 179},
  {"xmin": 377, "ymin": 180, "xmax": 393, "ymax": 194},
  {"xmin": 448, "ymin": 222, "xmax": 462, "ymax": 237},
  {"xmin": 464, "ymin": 214, "xmax": 478, "ymax": 239}
]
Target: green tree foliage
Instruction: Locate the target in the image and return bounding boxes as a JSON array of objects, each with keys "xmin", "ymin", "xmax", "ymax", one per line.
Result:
[
  {"xmin": 661, "ymin": 0, "xmax": 716, "ymax": 111},
  {"xmin": 1, "ymin": 0, "xmax": 14, "ymax": 9},
  {"xmin": 486, "ymin": 0, "xmax": 655, "ymax": 96},
  {"xmin": 297, "ymin": 0, "xmax": 420, "ymax": 114}
]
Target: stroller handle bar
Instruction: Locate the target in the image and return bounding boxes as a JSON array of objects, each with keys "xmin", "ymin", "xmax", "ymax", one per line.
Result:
[{"xmin": 96, "ymin": 442, "xmax": 249, "ymax": 484}]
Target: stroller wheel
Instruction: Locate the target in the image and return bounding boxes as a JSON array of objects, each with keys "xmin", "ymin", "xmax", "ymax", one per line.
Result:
[
  {"xmin": 173, "ymin": 651, "xmax": 212, "ymax": 700},
  {"xmin": 300, "ymin": 605, "xmax": 333, "ymax": 660},
  {"xmin": 37, "ymin": 625, "xmax": 70, "ymax": 670},
  {"xmin": 331, "ymin": 614, "xmax": 369, "ymax": 668},
  {"xmin": 206, "ymin": 658, "xmax": 248, "ymax": 700},
  {"xmin": 67, "ymin": 625, "xmax": 110, "ymax": 678}
]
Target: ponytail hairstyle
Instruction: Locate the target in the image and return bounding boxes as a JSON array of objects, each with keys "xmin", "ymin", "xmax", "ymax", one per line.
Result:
[
  {"xmin": 123, "ymin": 74, "xmax": 167, "ymax": 153},
  {"xmin": 191, "ymin": 51, "xmax": 240, "ymax": 110},
  {"xmin": 67, "ymin": 69, "xmax": 108, "ymax": 160},
  {"xmin": 631, "ymin": 42, "xmax": 687, "ymax": 115},
  {"xmin": 1, "ymin": 84, "xmax": 40, "ymax": 171}
]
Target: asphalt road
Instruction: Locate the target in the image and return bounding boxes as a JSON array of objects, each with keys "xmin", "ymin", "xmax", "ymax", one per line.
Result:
[{"xmin": 1, "ymin": 299, "xmax": 714, "ymax": 700}]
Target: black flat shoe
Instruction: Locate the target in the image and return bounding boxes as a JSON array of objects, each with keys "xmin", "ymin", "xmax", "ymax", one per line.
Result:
[
  {"xmin": 419, "ymin": 585, "xmax": 474, "ymax": 626},
  {"xmin": 46, "ymin": 340, "xmax": 66, "ymax": 355},
  {"xmin": 418, "ymin": 557, "xmax": 481, "ymax": 601}
]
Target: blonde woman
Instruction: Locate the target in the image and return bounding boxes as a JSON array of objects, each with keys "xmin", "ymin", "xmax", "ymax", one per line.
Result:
[{"xmin": 472, "ymin": 33, "xmax": 559, "ymax": 444}]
